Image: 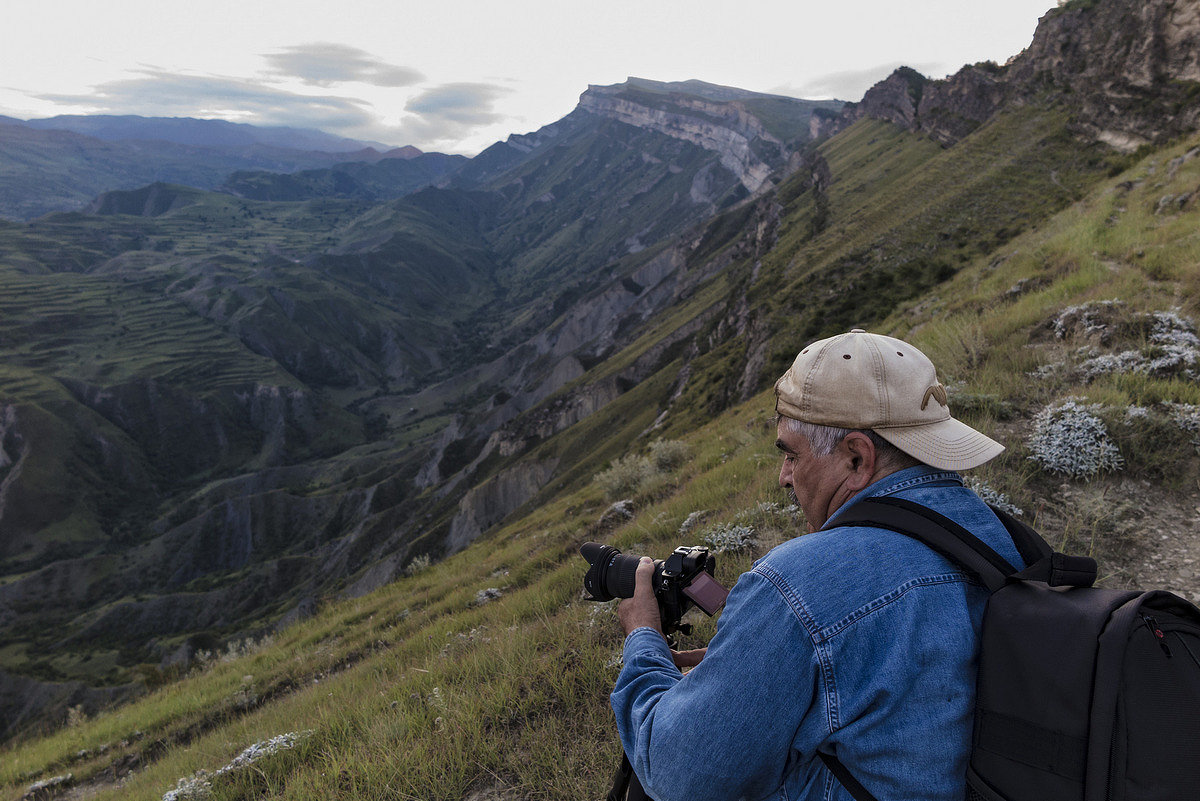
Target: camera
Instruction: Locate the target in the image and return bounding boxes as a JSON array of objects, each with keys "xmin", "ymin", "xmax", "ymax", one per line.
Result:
[{"xmin": 580, "ymin": 542, "xmax": 730, "ymax": 638}]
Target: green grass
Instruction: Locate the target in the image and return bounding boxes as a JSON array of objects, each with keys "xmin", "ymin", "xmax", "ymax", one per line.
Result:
[{"xmin": 873, "ymin": 132, "xmax": 1200, "ymax": 559}]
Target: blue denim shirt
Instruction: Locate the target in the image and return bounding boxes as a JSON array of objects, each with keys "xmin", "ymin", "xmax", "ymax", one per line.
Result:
[{"xmin": 611, "ymin": 466, "xmax": 1024, "ymax": 801}]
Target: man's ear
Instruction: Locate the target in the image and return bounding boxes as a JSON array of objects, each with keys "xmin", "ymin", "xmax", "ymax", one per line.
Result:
[{"xmin": 839, "ymin": 432, "xmax": 877, "ymax": 488}]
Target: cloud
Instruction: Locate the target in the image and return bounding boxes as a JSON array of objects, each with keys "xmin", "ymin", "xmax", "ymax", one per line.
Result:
[
  {"xmin": 777, "ymin": 61, "xmax": 947, "ymax": 102},
  {"xmin": 29, "ymin": 67, "xmax": 515, "ymax": 153},
  {"xmin": 405, "ymin": 83, "xmax": 509, "ymax": 125},
  {"xmin": 263, "ymin": 43, "xmax": 424, "ymax": 88},
  {"xmin": 37, "ymin": 69, "xmax": 376, "ymax": 130},
  {"xmin": 372, "ymin": 82, "xmax": 512, "ymax": 149}
]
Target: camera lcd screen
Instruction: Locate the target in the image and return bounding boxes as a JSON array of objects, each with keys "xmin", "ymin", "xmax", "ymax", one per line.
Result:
[{"xmin": 682, "ymin": 572, "xmax": 729, "ymax": 616}]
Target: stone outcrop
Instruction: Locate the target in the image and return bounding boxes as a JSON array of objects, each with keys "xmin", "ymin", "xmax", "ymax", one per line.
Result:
[
  {"xmin": 816, "ymin": 0, "xmax": 1200, "ymax": 150},
  {"xmin": 1007, "ymin": 0, "xmax": 1200, "ymax": 148}
]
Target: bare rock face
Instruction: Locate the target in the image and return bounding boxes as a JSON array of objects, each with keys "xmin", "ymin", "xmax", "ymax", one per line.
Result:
[
  {"xmin": 1007, "ymin": 0, "xmax": 1200, "ymax": 148},
  {"xmin": 821, "ymin": 0, "xmax": 1200, "ymax": 150},
  {"xmin": 916, "ymin": 65, "xmax": 1008, "ymax": 146},
  {"xmin": 847, "ymin": 68, "xmax": 926, "ymax": 131},
  {"xmin": 0, "ymin": 667, "xmax": 134, "ymax": 745},
  {"xmin": 578, "ymin": 82, "xmax": 799, "ymax": 194},
  {"xmin": 0, "ymin": 405, "xmax": 28, "ymax": 531},
  {"xmin": 445, "ymin": 459, "xmax": 559, "ymax": 553}
]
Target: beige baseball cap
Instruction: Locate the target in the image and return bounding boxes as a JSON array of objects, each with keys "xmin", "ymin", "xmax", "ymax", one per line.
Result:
[{"xmin": 774, "ymin": 329, "xmax": 1004, "ymax": 470}]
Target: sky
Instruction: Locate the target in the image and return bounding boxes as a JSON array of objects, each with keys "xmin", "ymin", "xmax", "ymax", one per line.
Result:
[{"xmin": 1, "ymin": 0, "xmax": 1059, "ymax": 155}]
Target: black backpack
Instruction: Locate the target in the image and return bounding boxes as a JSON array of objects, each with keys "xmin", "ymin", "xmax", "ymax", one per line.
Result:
[{"xmin": 821, "ymin": 496, "xmax": 1200, "ymax": 801}]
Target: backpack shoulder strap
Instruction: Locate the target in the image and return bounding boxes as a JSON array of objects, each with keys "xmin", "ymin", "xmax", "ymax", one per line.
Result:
[
  {"xmin": 988, "ymin": 504, "xmax": 1052, "ymax": 566},
  {"xmin": 828, "ymin": 496, "xmax": 1098, "ymax": 591},
  {"xmin": 825, "ymin": 496, "xmax": 1016, "ymax": 592}
]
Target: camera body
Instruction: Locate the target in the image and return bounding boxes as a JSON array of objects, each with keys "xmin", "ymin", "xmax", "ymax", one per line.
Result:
[{"xmin": 580, "ymin": 541, "xmax": 729, "ymax": 638}]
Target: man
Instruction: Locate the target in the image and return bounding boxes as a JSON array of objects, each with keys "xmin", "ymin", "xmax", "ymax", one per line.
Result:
[{"xmin": 611, "ymin": 329, "xmax": 1023, "ymax": 801}]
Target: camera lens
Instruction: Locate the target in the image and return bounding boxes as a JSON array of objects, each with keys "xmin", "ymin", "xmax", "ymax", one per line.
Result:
[{"xmin": 580, "ymin": 542, "xmax": 647, "ymax": 601}]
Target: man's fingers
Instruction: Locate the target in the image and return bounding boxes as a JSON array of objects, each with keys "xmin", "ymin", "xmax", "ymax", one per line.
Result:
[
  {"xmin": 618, "ymin": 557, "xmax": 664, "ymax": 637},
  {"xmin": 671, "ymin": 648, "xmax": 707, "ymax": 669},
  {"xmin": 634, "ymin": 557, "xmax": 655, "ymax": 596}
]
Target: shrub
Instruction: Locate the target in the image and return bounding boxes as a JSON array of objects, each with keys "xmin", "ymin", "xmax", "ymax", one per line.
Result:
[
  {"xmin": 701, "ymin": 523, "xmax": 757, "ymax": 554},
  {"xmin": 1113, "ymin": 403, "xmax": 1200, "ymax": 484},
  {"xmin": 474, "ymin": 587, "xmax": 503, "ymax": 605},
  {"xmin": 1056, "ymin": 307, "xmax": 1200, "ymax": 382},
  {"xmin": 1052, "ymin": 299, "xmax": 1128, "ymax": 343},
  {"xmin": 405, "ymin": 553, "xmax": 433, "ymax": 576},
  {"xmin": 648, "ymin": 438, "xmax": 689, "ymax": 472},
  {"xmin": 1028, "ymin": 399, "xmax": 1124, "ymax": 479},
  {"xmin": 594, "ymin": 454, "xmax": 656, "ymax": 499},
  {"xmin": 964, "ymin": 477, "xmax": 1025, "ymax": 517},
  {"xmin": 1165, "ymin": 402, "xmax": 1200, "ymax": 449},
  {"xmin": 679, "ymin": 510, "xmax": 711, "ymax": 534}
]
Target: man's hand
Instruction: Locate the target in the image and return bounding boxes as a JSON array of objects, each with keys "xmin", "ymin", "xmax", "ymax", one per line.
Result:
[
  {"xmin": 671, "ymin": 648, "xmax": 706, "ymax": 669},
  {"xmin": 618, "ymin": 557, "xmax": 663, "ymax": 638}
]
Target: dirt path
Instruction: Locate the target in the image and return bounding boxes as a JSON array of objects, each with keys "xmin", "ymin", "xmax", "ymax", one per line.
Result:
[{"xmin": 1109, "ymin": 481, "xmax": 1200, "ymax": 604}]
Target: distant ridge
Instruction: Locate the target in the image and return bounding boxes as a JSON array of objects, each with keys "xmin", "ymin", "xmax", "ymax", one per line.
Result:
[
  {"xmin": 17, "ymin": 114, "xmax": 395, "ymax": 153},
  {"xmin": 0, "ymin": 118, "xmax": 425, "ymax": 220},
  {"xmin": 623, "ymin": 76, "xmax": 806, "ymax": 102}
]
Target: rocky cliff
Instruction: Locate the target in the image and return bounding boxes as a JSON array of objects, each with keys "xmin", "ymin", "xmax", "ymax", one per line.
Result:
[
  {"xmin": 816, "ymin": 0, "xmax": 1200, "ymax": 150},
  {"xmin": 578, "ymin": 79, "xmax": 839, "ymax": 194},
  {"xmin": 579, "ymin": 85, "xmax": 782, "ymax": 193}
]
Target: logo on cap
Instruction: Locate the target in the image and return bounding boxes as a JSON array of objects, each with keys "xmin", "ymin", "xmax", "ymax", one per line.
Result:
[{"xmin": 920, "ymin": 383, "xmax": 948, "ymax": 411}]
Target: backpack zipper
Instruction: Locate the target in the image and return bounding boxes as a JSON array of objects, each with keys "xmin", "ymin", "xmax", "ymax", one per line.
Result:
[{"xmin": 1141, "ymin": 615, "xmax": 1173, "ymax": 658}]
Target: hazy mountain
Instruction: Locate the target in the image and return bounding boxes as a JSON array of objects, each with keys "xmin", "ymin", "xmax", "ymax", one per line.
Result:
[
  {"xmin": 0, "ymin": 119, "xmax": 422, "ymax": 220},
  {"xmin": 2, "ymin": 0, "xmax": 1199, "ymax": 749},
  {"xmin": 18, "ymin": 114, "xmax": 393, "ymax": 152},
  {"xmin": 220, "ymin": 152, "xmax": 468, "ymax": 201}
]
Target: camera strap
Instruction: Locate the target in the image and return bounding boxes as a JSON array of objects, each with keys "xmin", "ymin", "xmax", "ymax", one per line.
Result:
[{"xmin": 608, "ymin": 753, "xmax": 652, "ymax": 801}]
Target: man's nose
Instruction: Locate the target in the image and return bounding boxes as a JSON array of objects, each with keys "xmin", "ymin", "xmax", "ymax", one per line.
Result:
[{"xmin": 778, "ymin": 461, "xmax": 790, "ymax": 488}]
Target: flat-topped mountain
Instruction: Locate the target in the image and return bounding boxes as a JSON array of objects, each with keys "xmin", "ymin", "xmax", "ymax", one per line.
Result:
[{"xmin": 578, "ymin": 78, "xmax": 841, "ymax": 193}]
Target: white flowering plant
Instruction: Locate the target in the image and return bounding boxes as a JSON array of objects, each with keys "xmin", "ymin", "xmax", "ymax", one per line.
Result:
[
  {"xmin": 701, "ymin": 523, "xmax": 757, "ymax": 554},
  {"xmin": 1027, "ymin": 399, "xmax": 1124, "ymax": 479},
  {"xmin": 964, "ymin": 477, "xmax": 1024, "ymax": 517}
]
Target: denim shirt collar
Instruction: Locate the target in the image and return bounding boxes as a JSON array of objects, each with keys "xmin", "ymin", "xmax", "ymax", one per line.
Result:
[{"xmin": 827, "ymin": 465, "xmax": 963, "ymax": 527}]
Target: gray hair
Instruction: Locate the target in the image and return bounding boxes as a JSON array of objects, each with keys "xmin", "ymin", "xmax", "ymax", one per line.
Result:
[{"xmin": 779, "ymin": 417, "xmax": 921, "ymax": 472}]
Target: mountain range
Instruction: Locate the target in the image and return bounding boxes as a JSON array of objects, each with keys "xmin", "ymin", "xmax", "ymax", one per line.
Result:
[
  {"xmin": 0, "ymin": 115, "xmax": 423, "ymax": 220},
  {"xmin": 1, "ymin": 0, "xmax": 1199, "ymax": 765},
  {"xmin": 0, "ymin": 76, "xmax": 838, "ymax": 737}
]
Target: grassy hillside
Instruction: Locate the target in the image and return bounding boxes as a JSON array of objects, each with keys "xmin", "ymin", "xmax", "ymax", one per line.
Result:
[{"xmin": 4, "ymin": 105, "xmax": 1197, "ymax": 801}]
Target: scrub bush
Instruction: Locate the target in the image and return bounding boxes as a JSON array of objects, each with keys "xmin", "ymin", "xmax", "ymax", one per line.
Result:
[
  {"xmin": 648, "ymin": 438, "xmax": 689, "ymax": 471},
  {"xmin": 594, "ymin": 455, "xmax": 656, "ymax": 499},
  {"xmin": 964, "ymin": 477, "xmax": 1024, "ymax": 517},
  {"xmin": 701, "ymin": 523, "xmax": 757, "ymax": 554},
  {"xmin": 1028, "ymin": 399, "xmax": 1124, "ymax": 479}
]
